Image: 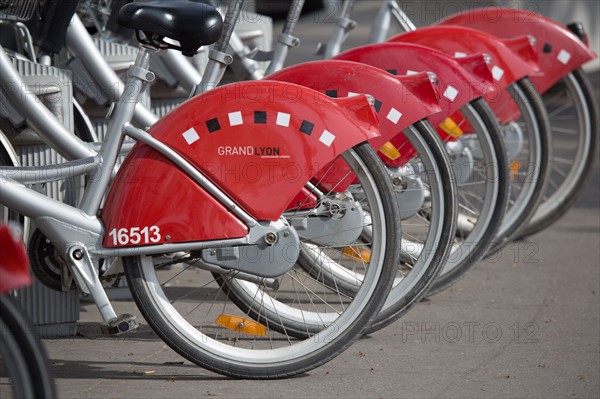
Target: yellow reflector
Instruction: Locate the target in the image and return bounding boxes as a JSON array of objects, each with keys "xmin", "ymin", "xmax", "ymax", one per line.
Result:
[
  {"xmin": 439, "ymin": 117, "xmax": 463, "ymax": 138},
  {"xmin": 379, "ymin": 142, "xmax": 401, "ymax": 160},
  {"xmin": 510, "ymin": 161, "xmax": 521, "ymax": 180},
  {"xmin": 343, "ymin": 246, "xmax": 372, "ymax": 263},
  {"xmin": 215, "ymin": 315, "xmax": 267, "ymax": 336}
]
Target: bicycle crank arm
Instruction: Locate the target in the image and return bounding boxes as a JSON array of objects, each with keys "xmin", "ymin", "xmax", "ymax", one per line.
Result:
[{"xmin": 65, "ymin": 243, "xmax": 138, "ymax": 334}]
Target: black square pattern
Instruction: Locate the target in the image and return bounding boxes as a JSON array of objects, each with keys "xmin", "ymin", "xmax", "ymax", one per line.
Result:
[
  {"xmin": 325, "ymin": 90, "xmax": 338, "ymax": 98},
  {"xmin": 374, "ymin": 99, "xmax": 383, "ymax": 113},
  {"xmin": 254, "ymin": 111, "xmax": 267, "ymax": 124},
  {"xmin": 206, "ymin": 118, "xmax": 221, "ymax": 133},
  {"xmin": 299, "ymin": 120, "xmax": 314, "ymax": 135}
]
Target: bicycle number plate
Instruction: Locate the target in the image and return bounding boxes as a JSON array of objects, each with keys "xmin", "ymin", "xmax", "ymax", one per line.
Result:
[{"xmin": 108, "ymin": 226, "xmax": 161, "ymax": 246}]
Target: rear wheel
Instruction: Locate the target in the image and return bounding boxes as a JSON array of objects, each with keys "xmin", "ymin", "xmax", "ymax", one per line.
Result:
[
  {"xmin": 519, "ymin": 69, "xmax": 598, "ymax": 237},
  {"xmin": 124, "ymin": 143, "xmax": 400, "ymax": 379},
  {"xmin": 487, "ymin": 78, "xmax": 551, "ymax": 252},
  {"xmin": 367, "ymin": 120, "xmax": 457, "ymax": 330},
  {"xmin": 427, "ymin": 99, "xmax": 510, "ymax": 295}
]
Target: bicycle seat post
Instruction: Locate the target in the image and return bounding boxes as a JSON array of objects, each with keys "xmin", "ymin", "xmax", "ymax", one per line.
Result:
[{"xmin": 193, "ymin": 0, "xmax": 245, "ymax": 96}]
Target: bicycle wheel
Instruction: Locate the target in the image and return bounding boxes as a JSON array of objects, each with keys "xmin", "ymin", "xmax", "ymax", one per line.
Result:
[
  {"xmin": 123, "ymin": 142, "xmax": 399, "ymax": 379},
  {"xmin": 230, "ymin": 101, "xmax": 508, "ymax": 329},
  {"xmin": 487, "ymin": 77, "xmax": 551, "ymax": 252},
  {"xmin": 427, "ymin": 99, "xmax": 510, "ymax": 295},
  {"xmin": 0, "ymin": 296, "xmax": 56, "ymax": 399},
  {"xmin": 519, "ymin": 69, "xmax": 598, "ymax": 237},
  {"xmin": 366, "ymin": 120, "xmax": 457, "ymax": 331},
  {"xmin": 294, "ymin": 120, "xmax": 458, "ymax": 333}
]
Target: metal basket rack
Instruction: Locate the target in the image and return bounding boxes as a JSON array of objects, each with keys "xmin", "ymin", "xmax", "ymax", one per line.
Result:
[{"xmin": 0, "ymin": 0, "xmax": 40, "ymax": 22}]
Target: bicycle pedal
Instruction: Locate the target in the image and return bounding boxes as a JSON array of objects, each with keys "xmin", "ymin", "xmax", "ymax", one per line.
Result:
[{"xmin": 101, "ymin": 314, "xmax": 139, "ymax": 336}]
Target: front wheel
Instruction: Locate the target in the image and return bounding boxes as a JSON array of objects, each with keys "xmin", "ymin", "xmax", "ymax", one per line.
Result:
[
  {"xmin": 0, "ymin": 296, "xmax": 56, "ymax": 399},
  {"xmin": 123, "ymin": 143, "xmax": 400, "ymax": 379}
]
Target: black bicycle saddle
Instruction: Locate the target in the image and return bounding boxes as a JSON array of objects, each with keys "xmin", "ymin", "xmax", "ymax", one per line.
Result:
[{"xmin": 117, "ymin": 0, "xmax": 223, "ymax": 55}]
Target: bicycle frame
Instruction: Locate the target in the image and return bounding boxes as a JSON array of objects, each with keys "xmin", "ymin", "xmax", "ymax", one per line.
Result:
[
  {"xmin": 1, "ymin": 10, "xmax": 384, "ymax": 328},
  {"xmin": 368, "ymin": 0, "xmax": 416, "ymax": 44}
]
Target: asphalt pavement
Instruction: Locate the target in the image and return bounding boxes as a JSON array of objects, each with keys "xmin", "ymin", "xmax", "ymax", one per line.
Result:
[{"xmin": 34, "ymin": 2, "xmax": 600, "ymax": 398}]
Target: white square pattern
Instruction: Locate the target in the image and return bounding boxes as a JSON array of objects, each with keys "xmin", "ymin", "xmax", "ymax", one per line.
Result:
[
  {"xmin": 182, "ymin": 127, "xmax": 199, "ymax": 145},
  {"xmin": 454, "ymin": 51, "xmax": 467, "ymax": 58},
  {"xmin": 491, "ymin": 65, "xmax": 505, "ymax": 81},
  {"xmin": 319, "ymin": 130, "xmax": 336, "ymax": 147},
  {"xmin": 443, "ymin": 85, "xmax": 459, "ymax": 102},
  {"xmin": 276, "ymin": 112, "xmax": 290, "ymax": 127},
  {"xmin": 228, "ymin": 111, "xmax": 243, "ymax": 126},
  {"xmin": 386, "ymin": 108, "xmax": 402, "ymax": 124},
  {"xmin": 557, "ymin": 49, "xmax": 571, "ymax": 65}
]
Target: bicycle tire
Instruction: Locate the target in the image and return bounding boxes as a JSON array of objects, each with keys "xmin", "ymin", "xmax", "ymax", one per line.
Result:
[
  {"xmin": 427, "ymin": 98, "xmax": 510, "ymax": 296},
  {"xmin": 123, "ymin": 142, "xmax": 400, "ymax": 379},
  {"xmin": 366, "ymin": 120, "xmax": 457, "ymax": 331},
  {"xmin": 0, "ymin": 295, "xmax": 56, "ymax": 399},
  {"xmin": 488, "ymin": 77, "xmax": 551, "ymax": 253},
  {"xmin": 519, "ymin": 69, "xmax": 598, "ymax": 237}
]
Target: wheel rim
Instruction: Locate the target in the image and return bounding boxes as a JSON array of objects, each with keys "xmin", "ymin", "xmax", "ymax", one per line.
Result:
[
  {"xmin": 529, "ymin": 72, "xmax": 592, "ymax": 225},
  {"xmin": 441, "ymin": 102, "xmax": 501, "ymax": 275},
  {"xmin": 494, "ymin": 82, "xmax": 544, "ymax": 241}
]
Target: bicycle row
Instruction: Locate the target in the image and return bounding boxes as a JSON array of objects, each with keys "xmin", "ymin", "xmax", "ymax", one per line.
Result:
[{"xmin": 0, "ymin": 0, "xmax": 597, "ymax": 393}]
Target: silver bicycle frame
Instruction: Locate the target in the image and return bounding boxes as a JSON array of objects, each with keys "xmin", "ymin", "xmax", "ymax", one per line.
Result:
[
  {"xmin": 0, "ymin": 46, "xmax": 95, "ymax": 160},
  {"xmin": 368, "ymin": 0, "xmax": 416, "ymax": 44},
  {"xmin": 0, "ymin": 44, "xmax": 279, "ymax": 323},
  {"xmin": 66, "ymin": 14, "xmax": 159, "ymax": 128}
]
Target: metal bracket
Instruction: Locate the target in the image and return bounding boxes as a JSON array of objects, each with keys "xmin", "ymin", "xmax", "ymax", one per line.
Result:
[
  {"xmin": 208, "ymin": 48, "xmax": 233, "ymax": 65},
  {"xmin": 337, "ymin": 16, "xmax": 357, "ymax": 32},
  {"xmin": 127, "ymin": 65, "xmax": 155, "ymax": 83},
  {"xmin": 277, "ymin": 33, "xmax": 300, "ymax": 48}
]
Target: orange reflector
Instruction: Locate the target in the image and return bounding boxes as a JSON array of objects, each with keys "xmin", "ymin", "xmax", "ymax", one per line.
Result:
[
  {"xmin": 439, "ymin": 117, "xmax": 463, "ymax": 138},
  {"xmin": 379, "ymin": 142, "xmax": 401, "ymax": 160},
  {"xmin": 343, "ymin": 246, "xmax": 372, "ymax": 263},
  {"xmin": 510, "ymin": 161, "xmax": 521, "ymax": 180},
  {"xmin": 215, "ymin": 315, "xmax": 267, "ymax": 336}
]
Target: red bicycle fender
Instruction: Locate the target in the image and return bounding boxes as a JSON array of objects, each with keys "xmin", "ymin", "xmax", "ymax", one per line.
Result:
[
  {"xmin": 0, "ymin": 224, "xmax": 31, "ymax": 294},
  {"xmin": 334, "ymin": 43, "xmax": 491, "ymax": 127},
  {"xmin": 389, "ymin": 27, "xmax": 541, "ymax": 123},
  {"xmin": 102, "ymin": 81, "xmax": 380, "ymax": 246},
  {"xmin": 267, "ymin": 60, "xmax": 441, "ymax": 151},
  {"xmin": 389, "ymin": 26, "xmax": 539, "ymax": 88},
  {"xmin": 439, "ymin": 7, "xmax": 597, "ymax": 93}
]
